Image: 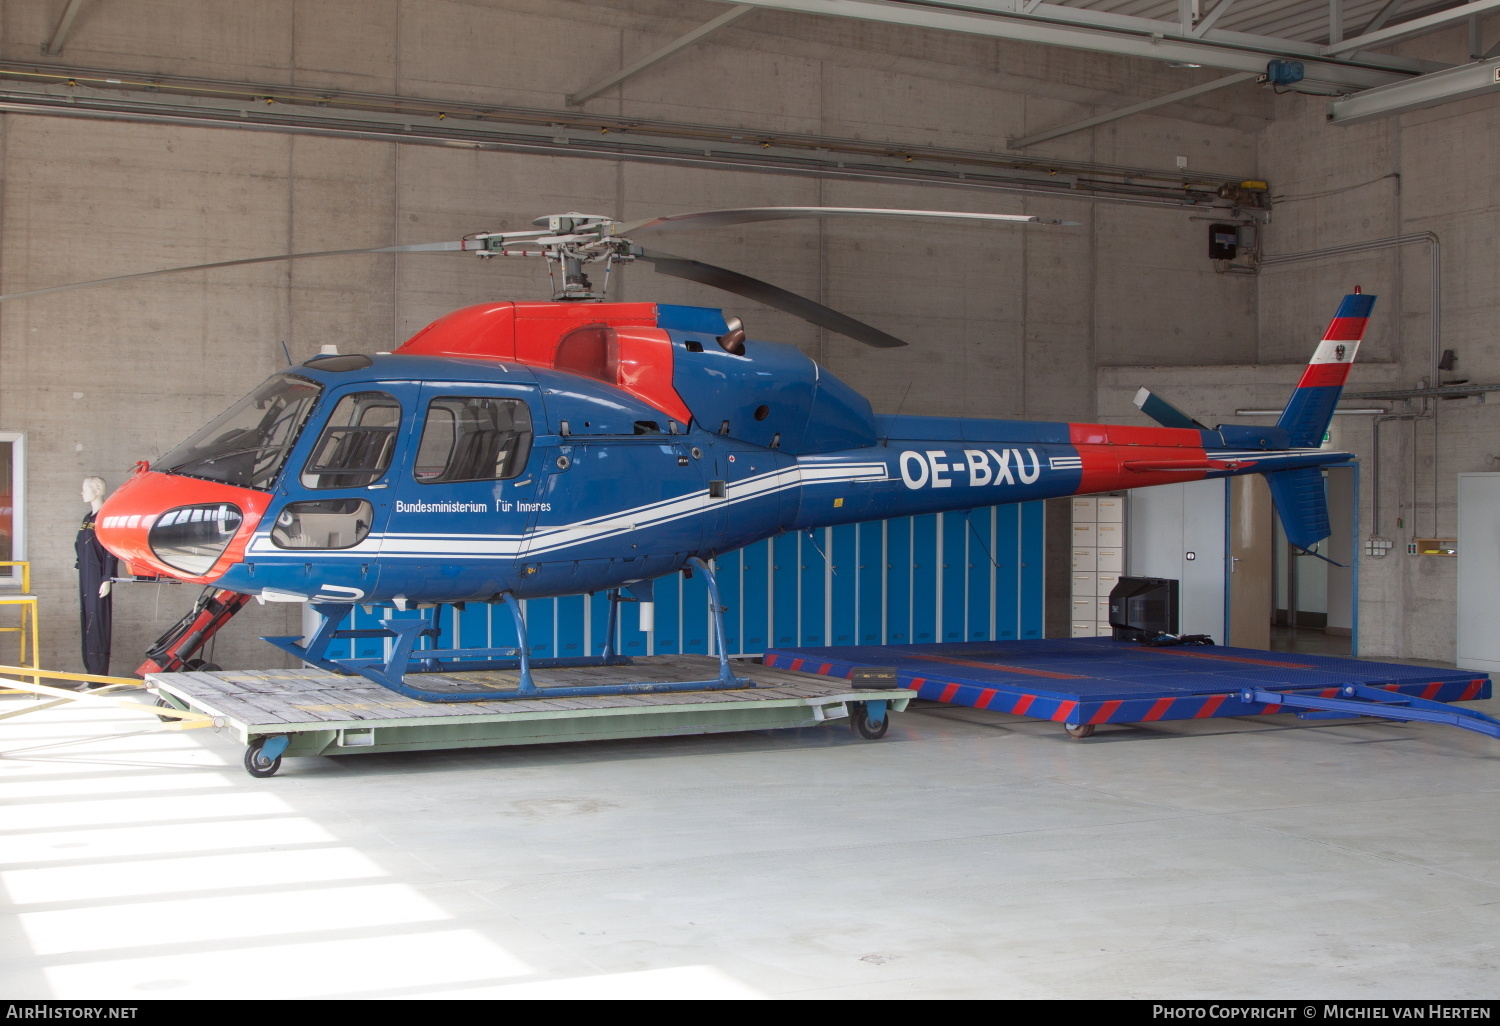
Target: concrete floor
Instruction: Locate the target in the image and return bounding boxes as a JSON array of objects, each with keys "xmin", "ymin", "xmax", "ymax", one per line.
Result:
[
  {"xmin": 1271, "ymin": 625, "xmax": 1353, "ymax": 657},
  {"xmin": 2, "ymin": 674, "xmax": 1497, "ymax": 1000}
]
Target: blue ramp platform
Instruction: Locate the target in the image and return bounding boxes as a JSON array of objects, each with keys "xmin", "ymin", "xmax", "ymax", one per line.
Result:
[{"xmin": 762, "ymin": 638, "xmax": 1492, "ymax": 732}]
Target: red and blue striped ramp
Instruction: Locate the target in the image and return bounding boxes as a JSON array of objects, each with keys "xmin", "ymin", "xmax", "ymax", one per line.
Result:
[{"xmin": 762, "ymin": 638, "xmax": 1490, "ymax": 727}]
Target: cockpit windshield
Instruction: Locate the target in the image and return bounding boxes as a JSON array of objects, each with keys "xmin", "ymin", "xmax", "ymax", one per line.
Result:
[{"xmin": 156, "ymin": 374, "xmax": 323, "ymax": 490}]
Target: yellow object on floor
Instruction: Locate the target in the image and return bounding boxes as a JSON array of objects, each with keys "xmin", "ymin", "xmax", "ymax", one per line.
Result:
[{"xmin": 0, "ymin": 562, "xmax": 39, "ymax": 689}]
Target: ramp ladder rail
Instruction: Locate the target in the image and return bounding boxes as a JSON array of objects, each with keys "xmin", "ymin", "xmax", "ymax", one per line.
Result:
[
  {"xmin": 138, "ymin": 587, "xmax": 253, "ymax": 675},
  {"xmin": 1244, "ymin": 684, "xmax": 1500, "ymax": 740}
]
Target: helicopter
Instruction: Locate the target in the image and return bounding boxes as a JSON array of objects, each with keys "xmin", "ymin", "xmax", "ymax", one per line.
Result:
[{"xmin": 2, "ymin": 207, "xmax": 1373, "ymax": 701}]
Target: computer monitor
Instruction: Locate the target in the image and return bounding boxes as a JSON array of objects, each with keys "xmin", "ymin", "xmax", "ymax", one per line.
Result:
[{"xmin": 1108, "ymin": 576, "xmax": 1180, "ymax": 641}]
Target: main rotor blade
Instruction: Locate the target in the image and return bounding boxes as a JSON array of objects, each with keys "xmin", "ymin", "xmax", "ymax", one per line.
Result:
[
  {"xmin": 0, "ymin": 239, "xmax": 493, "ymax": 304},
  {"xmin": 616, "ymin": 206, "xmax": 1078, "ymax": 235},
  {"xmin": 634, "ymin": 248, "xmax": 907, "ymax": 349}
]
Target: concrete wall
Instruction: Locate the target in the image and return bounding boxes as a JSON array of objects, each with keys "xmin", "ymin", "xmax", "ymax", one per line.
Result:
[
  {"xmin": 1253, "ymin": 18, "xmax": 1500, "ymax": 661},
  {"xmin": 0, "ymin": 0, "xmax": 1271, "ymax": 672}
]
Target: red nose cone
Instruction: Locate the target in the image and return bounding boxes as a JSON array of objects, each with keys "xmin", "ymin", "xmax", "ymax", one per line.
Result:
[{"xmin": 96, "ymin": 471, "xmax": 271, "ymax": 582}]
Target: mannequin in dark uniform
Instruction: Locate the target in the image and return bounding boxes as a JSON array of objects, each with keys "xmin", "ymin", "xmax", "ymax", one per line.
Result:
[{"xmin": 76, "ymin": 477, "xmax": 116, "ymax": 676}]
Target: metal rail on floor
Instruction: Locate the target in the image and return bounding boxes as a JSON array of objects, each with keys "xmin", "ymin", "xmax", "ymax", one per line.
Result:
[
  {"xmin": 1244, "ymin": 684, "xmax": 1500, "ymax": 740},
  {"xmin": 0, "ymin": 663, "xmax": 214, "ymax": 756}
]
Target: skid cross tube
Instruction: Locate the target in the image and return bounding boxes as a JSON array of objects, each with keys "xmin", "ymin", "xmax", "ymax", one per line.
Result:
[
  {"xmin": 262, "ymin": 601, "xmax": 630, "ymax": 676},
  {"xmin": 263, "ymin": 560, "xmax": 751, "ymax": 703},
  {"xmin": 1245, "ymin": 684, "xmax": 1500, "ymax": 740}
]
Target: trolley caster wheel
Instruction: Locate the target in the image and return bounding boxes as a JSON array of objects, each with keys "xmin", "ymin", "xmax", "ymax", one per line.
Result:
[
  {"xmin": 1064, "ymin": 723, "xmax": 1096, "ymax": 739},
  {"xmin": 184, "ymin": 659, "xmax": 222, "ymax": 672},
  {"xmin": 244, "ymin": 737, "xmax": 285, "ymax": 778},
  {"xmin": 850, "ymin": 701, "xmax": 890, "ymax": 740}
]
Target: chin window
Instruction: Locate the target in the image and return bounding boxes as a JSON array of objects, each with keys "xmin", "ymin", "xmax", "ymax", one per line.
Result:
[{"xmin": 148, "ymin": 503, "xmax": 243, "ymax": 575}]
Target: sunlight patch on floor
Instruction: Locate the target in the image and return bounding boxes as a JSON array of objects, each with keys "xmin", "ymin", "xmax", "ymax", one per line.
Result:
[
  {"xmin": 20, "ymin": 883, "xmax": 454, "ymax": 955},
  {"xmin": 0, "ymin": 770, "xmax": 235, "ymax": 799},
  {"xmin": 418, "ymin": 964, "xmax": 765, "ymax": 999},
  {"xmin": 0, "ymin": 746, "xmax": 232, "ymax": 775},
  {"xmin": 43, "ymin": 929, "xmax": 535, "ymax": 999},
  {"xmin": 3, "ymin": 818, "xmax": 339, "ymax": 865},
  {"xmin": 2, "ymin": 792, "xmax": 292, "ymax": 832},
  {"xmin": 4, "ymin": 847, "xmax": 388, "ymax": 904}
]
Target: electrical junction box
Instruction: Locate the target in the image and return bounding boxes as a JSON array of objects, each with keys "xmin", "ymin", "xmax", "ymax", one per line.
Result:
[
  {"xmin": 1266, "ymin": 60, "xmax": 1304, "ymax": 85},
  {"xmin": 1209, "ymin": 223, "xmax": 1239, "ymax": 260},
  {"xmin": 1409, "ymin": 538, "xmax": 1457, "ymax": 556}
]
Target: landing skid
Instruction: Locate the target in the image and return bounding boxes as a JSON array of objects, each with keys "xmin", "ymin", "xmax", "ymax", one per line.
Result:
[{"xmin": 262, "ymin": 557, "xmax": 752, "ymax": 703}]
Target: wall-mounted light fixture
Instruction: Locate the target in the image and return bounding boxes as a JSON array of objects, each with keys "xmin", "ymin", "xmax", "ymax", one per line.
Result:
[{"xmin": 1234, "ymin": 408, "xmax": 1388, "ymax": 416}]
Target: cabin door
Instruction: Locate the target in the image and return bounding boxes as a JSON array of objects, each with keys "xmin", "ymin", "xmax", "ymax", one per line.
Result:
[{"xmin": 376, "ymin": 382, "xmax": 541, "ymax": 602}]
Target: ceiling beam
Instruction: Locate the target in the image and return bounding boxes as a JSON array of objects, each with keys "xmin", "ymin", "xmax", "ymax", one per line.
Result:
[
  {"xmin": 41, "ymin": 0, "xmax": 90, "ymax": 55},
  {"xmin": 722, "ymin": 0, "xmax": 1417, "ymax": 90},
  {"xmin": 567, "ymin": 5, "xmax": 755, "ymax": 106},
  {"xmin": 1327, "ymin": 53, "xmax": 1500, "ymax": 120},
  {"xmin": 1009, "ymin": 72, "xmax": 1254, "ymax": 149},
  {"xmin": 1358, "ymin": 0, "xmax": 1408, "ymax": 35},
  {"xmin": 0, "ymin": 74, "xmax": 1247, "ymax": 209},
  {"xmin": 1323, "ymin": 0, "xmax": 1500, "ymax": 54},
  {"xmin": 1191, "ymin": 0, "xmax": 1238, "ymax": 38}
]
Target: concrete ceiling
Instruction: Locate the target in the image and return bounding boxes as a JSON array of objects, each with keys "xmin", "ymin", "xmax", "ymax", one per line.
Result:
[
  {"xmin": 730, "ymin": 1, "xmax": 1500, "ymax": 124},
  {"xmin": 1064, "ymin": 0, "xmax": 1469, "ymax": 45}
]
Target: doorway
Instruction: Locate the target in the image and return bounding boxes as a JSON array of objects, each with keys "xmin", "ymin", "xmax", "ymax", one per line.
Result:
[
  {"xmin": 1124, "ymin": 469, "xmax": 1358, "ymax": 653},
  {"xmin": 1267, "ymin": 466, "xmax": 1356, "ymax": 656}
]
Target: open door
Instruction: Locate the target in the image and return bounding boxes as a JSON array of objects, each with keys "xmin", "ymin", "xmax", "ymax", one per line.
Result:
[
  {"xmin": 1228, "ymin": 475, "xmax": 1273, "ymax": 650},
  {"xmin": 1265, "ymin": 467, "xmax": 1355, "ymax": 656}
]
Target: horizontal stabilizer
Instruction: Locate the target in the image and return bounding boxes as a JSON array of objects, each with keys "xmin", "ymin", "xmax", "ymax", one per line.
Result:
[
  {"xmin": 1133, "ymin": 388, "xmax": 1207, "ymax": 430},
  {"xmin": 1123, "ymin": 458, "xmax": 1256, "ymax": 473},
  {"xmin": 1265, "ymin": 467, "xmax": 1333, "ymax": 554}
]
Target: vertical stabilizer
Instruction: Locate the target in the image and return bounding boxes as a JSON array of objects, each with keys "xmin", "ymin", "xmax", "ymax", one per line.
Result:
[{"xmin": 1276, "ymin": 291, "xmax": 1376, "ymax": 448}]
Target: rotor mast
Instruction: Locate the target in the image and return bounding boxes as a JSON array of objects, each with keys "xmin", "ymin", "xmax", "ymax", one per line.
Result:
[{"xmin": 522, "ymin": 212, "xmax": 633, "ymax": 301}]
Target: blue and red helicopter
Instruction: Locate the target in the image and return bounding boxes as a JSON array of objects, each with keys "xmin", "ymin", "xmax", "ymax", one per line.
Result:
[{"xmin": 2, "ymin": 208, "xmax": 1373, "ymax": 701}]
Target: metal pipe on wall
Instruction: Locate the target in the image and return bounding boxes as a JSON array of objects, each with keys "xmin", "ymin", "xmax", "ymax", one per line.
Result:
[
  {"xmin": 1259, "ymin": 232, "xmax": 1441, "ymax": 386},
  {"xmin": 1370, "ymin": 410, "xmax": 1428, "ymax": 542}
]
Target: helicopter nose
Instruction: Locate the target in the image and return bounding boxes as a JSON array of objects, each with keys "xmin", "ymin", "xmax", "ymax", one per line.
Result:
[{"xmin": 96, "ymin": 471, "xmax": 272, "ymax": 582}]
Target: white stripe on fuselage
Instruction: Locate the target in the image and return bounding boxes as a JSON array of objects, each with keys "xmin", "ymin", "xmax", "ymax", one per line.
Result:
[{"xmin": 244, "ymin": 459, "xmax": 890, "ymax": 560}]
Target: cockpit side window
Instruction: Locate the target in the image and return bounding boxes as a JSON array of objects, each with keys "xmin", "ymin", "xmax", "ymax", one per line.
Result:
[
  {"xmin": 301, "ymin": 391, "xmax": 402, "ymax": 489},
  {"xmin": 414, "ymin": 397, "xmax": 532, "ymax": 484},
  {"xmin": 156, "ymin": 374, "xmax": 322, "ymax": 491}
]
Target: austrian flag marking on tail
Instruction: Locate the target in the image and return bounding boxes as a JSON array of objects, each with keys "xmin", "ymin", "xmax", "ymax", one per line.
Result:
[
  {"xmin": 1296, "ymin": 293, "xmax": 1374, "ymax": 389},
  {"xmin": 1276, "ymin": 290, "xmax": 1376, "ymax": 449}
]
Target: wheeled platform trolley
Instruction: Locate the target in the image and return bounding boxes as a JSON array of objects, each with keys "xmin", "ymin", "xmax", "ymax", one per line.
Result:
[
  {"xmin": 147, "ymin": 656, "xmax": 913, "ymax": 776},
  {"xmin": 765, "ymin": 638, "xmax": 1498, "ymax": 740}
]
